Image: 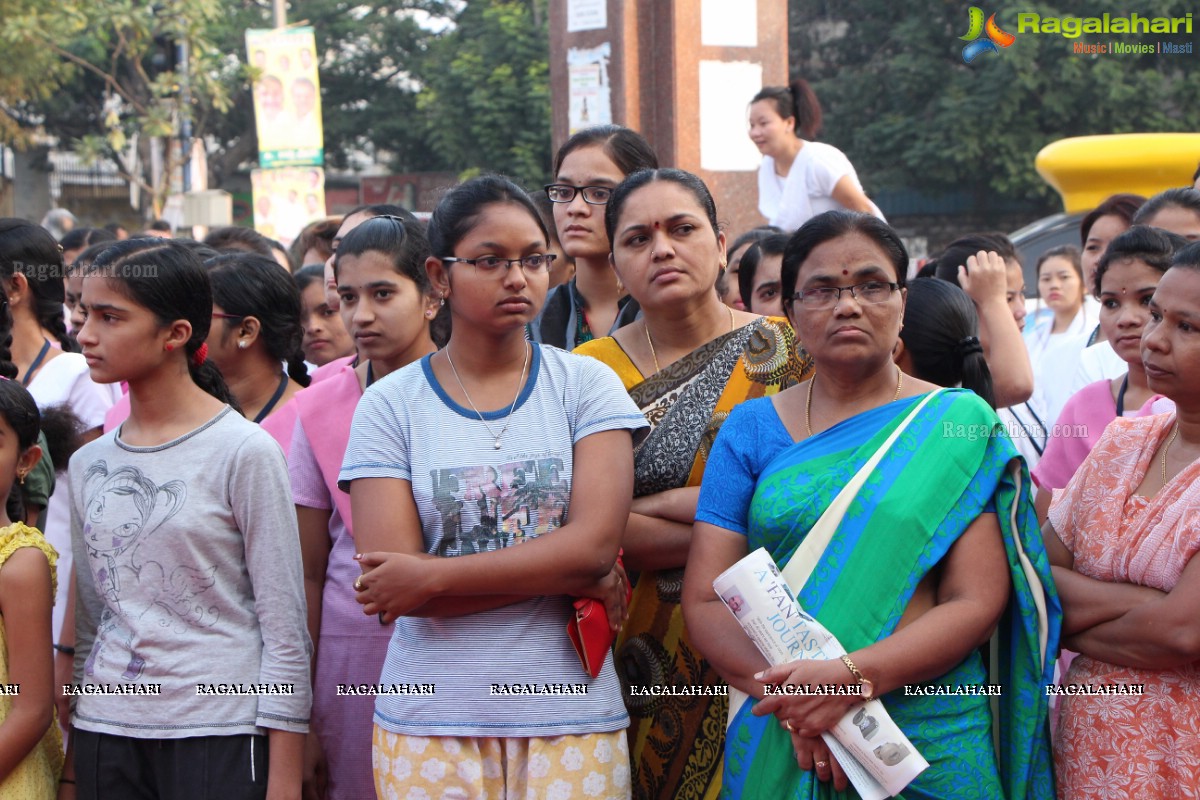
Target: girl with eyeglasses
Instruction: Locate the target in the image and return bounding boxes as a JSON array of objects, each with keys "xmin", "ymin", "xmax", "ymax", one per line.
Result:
[
  {"xmin": 288, "ymin": 215, "xmax": 442, "ymax": 800},
  {"xmin": 574, "ymin": 168, "xmax": 812, "ymax": 799},
  {"xmin": 205, "ymin": 253, "xmax": 311, "ymax": 451},
  {"xmin": 533, "ymin": 125, "xmax": 658, "ymax": 350},
  {"xmin": 340, "ymin": 175, "xmax": 647, "ymax": 799},
  {"xmin": 686, "ymin": 211, "xmax": 1058, "ymax": 799}
]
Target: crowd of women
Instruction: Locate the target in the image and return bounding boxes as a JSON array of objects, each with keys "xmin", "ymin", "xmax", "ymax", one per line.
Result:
[{"xmin": 0, "ymin": 78, "xmax": 1197, "ymax": 800}]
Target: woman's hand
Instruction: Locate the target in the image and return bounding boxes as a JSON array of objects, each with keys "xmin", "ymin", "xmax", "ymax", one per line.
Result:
[
  {"xmin": 577, "ymin": 561, "xmax": 630, "ymax": 632},
  {"xmin": 354, "ymin": 551, "xmax": 439, "ymax": 623},
  {"xmin": 750, "ymin": 657, "xmax": 862, "ymax": 738},
  {"xmin": 790, "ymin": 732, "xmax": 849, "ymax": 791},
  {"xmin": 958, "ymin": 251, "xmax": 1008, "ymax": 307}
]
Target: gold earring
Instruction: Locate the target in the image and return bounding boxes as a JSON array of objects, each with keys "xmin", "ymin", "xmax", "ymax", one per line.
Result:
[{"xmin": 17, "ymin": 471, "xmax": 25, "ymax": 486}]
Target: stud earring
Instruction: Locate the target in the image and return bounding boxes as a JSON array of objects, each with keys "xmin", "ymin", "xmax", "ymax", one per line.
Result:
[
  {"xmin": 425, "ymin": 310, "xmax": 435, "ymax": 319},
  {"xmin": 238, "ymin": 341, "xmax": 248, "ymax": 350},
  {"xmin": 165, "ymin": 344, "xmax": 175, "ymax": 352}
]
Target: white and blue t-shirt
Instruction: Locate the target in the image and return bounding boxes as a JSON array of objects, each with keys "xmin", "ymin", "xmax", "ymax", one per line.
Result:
[{"xmin": 339, "ymin": 345, "xmax": 647, "ymax": 737}]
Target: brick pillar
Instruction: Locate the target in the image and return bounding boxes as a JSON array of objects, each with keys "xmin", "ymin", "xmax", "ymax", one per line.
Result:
[{"xmin": 549, "ymin": 0, "xmax": 788, "ymax": 238}]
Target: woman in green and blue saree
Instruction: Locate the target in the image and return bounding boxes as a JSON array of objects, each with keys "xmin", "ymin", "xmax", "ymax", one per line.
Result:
[{"xmin": 683, "ymin": 210, "xmax": 1060, "ymax": 799}]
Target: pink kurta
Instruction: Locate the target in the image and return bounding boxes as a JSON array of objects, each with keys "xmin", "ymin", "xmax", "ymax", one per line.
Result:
[
  {"xmin": 1050, "ymin": 414, "xmax": 1200, "ymax": 797},
  {"xmin": 288, "ymin": 364, "xmax": 389, "ymax": 800},
  {"xmin": 1033, "ymin": 379, "xmax": 1170, "ymax": 491}
]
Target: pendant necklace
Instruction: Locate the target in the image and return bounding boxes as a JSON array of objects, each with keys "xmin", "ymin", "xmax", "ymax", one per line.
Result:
[
  {"xmin": 446, "ymin": 343, "xmax": 531, "ymax": 449},
  {"xmin": 645, "ymin": 305, "xmax": 735, "ymax": 375}
]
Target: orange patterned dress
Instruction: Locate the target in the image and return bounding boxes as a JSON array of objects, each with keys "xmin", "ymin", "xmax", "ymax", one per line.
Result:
[{"xmin": 1049, "ymin": 413, "xmax": 1200, "ymax": 798}]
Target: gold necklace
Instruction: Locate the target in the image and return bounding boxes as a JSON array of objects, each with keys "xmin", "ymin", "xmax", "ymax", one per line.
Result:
[
  {"xmin": 1161, "ymin": 422, "xmax": 1180, "ymax": 483},
  {"xmin": 445, "ymin": 343, "xmax": 530, "ymax": 449},
  {"xmin": 806, "ymin": 368, "xmax": 904, "ymax": 437},
  {"xmin": 645, "ymin": 306, "xmax": 735, "ymax": 375}
]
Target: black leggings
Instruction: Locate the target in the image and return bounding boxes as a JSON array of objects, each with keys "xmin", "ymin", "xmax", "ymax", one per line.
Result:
[{"xmin": 72, "ymin": 730, "xmax": 268, "ymax": 800}]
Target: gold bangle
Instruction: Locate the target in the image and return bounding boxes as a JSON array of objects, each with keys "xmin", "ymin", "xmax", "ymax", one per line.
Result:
[{"xmin": 840, "ymin": 654, "xmax": 875, "ymax": 701}]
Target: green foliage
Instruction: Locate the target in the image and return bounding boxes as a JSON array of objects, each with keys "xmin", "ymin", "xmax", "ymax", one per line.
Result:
[
  {"xmin": 0, "ymin": 0, "xmax": 82, "ymax": 142},
  {"xmin": 5, "ymin": 0, "xmax": 552, "ymax": 207},
  {"xmin": 788, "ymin": 0, "xmax": 1200, "ymax": 211},
  {"xmin": 417, "ymin": 0, "xmax": 552, "ymax": 188}
]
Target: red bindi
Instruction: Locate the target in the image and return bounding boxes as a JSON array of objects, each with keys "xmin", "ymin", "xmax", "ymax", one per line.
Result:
[
  {"xmin": 653, "ymin": 221, "xmax": 661, "ymax": 229},
  {"xmin": 842, "ymin": 269, "xmax": 849, "ymax": 276}
]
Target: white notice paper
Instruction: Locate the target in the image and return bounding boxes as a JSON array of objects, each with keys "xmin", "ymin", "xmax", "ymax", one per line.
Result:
[
  {"xmin": 567, "ymin": 0, "xmax": 607, "ymax": 32},
  {"xmin": 698, "ymin": 61, "xmax": 765, "ymax": 172},
  {"xmin": 701, "ymin": 0, "xmax": 757, "ymax": 47}
]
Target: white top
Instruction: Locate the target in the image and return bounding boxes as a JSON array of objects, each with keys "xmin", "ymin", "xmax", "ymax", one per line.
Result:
[
  {"xmin": 27, "ymin": 351, "xmax": 122, "ymax": 646},
  {"xmin": 1025, "ymin": 305, "xmax": 1094, "ymax": 428},
  {"xmin": 339, "ymin": 345, "xmax": 647, "ymax": 737},
  {"xmin": 757, "ymin": 141, "xmax": 883, "ymax": 231},
  {"xmin": 1069, "ymin": 341, "xmax": 1128, "ymax": 396}
]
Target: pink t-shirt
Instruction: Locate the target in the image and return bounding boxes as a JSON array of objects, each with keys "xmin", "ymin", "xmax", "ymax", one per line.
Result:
[{"xmin": 1032, "ymin": 378, "xmax": 1173, "ymax": 491}]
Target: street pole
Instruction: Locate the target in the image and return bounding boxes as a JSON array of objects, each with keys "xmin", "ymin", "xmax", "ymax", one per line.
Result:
[
  {"xmin": 274, "ymin": 0, "xmax": 286, "ymax": 28},
  {"xmin": 178, "ymin": 37, "xmax": 192, "ymax": 193}
]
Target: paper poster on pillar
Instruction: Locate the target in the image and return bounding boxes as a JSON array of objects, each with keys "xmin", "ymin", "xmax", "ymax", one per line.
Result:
[
  {"xmin": 246, "ymin": 27, "xmax": 325, "ymax": 168},
  {"xmin": 568, "ymin": 44, "xmax": 613, "ymax": 134},
  {"xmin": 251, "ymin": 167, "xmax": 326, "ymax": 246},
  {"xmin": 567, "ymin": 0, "xmax": 607, "ymax": 32}
]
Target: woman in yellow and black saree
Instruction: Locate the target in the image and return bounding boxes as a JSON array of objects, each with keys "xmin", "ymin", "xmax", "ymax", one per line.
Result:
[{"xmin": 575, "ymin": 168, "xmax": 811, "ymax": 799}]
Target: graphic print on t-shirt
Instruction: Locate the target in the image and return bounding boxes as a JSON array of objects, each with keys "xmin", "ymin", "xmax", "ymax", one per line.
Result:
[
  {"xmin": 80, "ymin": 460, "xmax": 217, "ymax": 681},
  {"xmin": 430, "ymin": 457, "xmax": 568, "ymax": 556}
]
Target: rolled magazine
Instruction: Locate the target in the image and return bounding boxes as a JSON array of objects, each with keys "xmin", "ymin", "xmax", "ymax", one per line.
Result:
[{"xmin": 714, "ymin": 548, "xmax": 928, "ymax": 799}]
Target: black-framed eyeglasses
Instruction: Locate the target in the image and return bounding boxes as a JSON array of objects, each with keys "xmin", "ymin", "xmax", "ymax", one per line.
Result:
[
  {"xmin": 791, "ymin": 281, "xmax": 899, "ymax": 310},
  {"xmin": 441, "ymin": 254, "xmax": 557, "ymax": 275},
  {"xmin": 544, "ymin": 184, "xmax": 613, "ymax": 205}
]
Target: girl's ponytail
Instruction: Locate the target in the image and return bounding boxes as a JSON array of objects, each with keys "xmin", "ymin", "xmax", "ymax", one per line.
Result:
[
  {"xmin": 186, "ymin": 343, "xmax": 242, "ymax": 412},
  {"xmin": 286, "ymin": 351, "xmax": 311, "ymax": 388},
  {"xmin": 789, "ymin": 79, "xmax": 823, "ymax": 139},
  {"xmin": 955, "ymin": 336, "xmax": 997, "ymax": 410}
]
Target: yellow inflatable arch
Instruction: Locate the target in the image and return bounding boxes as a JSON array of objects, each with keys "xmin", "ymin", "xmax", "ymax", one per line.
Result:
[{"xmin": 1035, "ymin": 133, "xmax": 1200, "ymax": 212}]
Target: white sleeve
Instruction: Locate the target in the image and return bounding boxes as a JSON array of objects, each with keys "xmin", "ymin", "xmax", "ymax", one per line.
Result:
[
  {"xmin": 67, "ymin": 368, "xmax": 120, "ymax": 430},
  {"xmin": 572, "ymin": 358, "xmax": 649, "ymax": 442},
  {"xmin": 807, "ymin": 144, "xmax": 855, "ymax": 196}
]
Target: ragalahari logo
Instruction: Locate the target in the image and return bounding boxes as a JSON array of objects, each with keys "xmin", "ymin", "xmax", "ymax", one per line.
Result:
[{"xmin": 960, "ymin": 7, "xmax": 1016, "ymax": 63}]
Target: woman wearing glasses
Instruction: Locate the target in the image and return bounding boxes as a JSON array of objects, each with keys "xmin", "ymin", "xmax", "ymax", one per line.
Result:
[
  {"xmin": 575, "ymin": 168, "xmax": 811, "ymax": 799},
  {"xmin": 341, "ymin": 175, "xmax": 646, "ymax": 799},
  {"xmin": 683, "ymin": 211, "xmax": 1059, "ymax": 798},
  {"xmin": 533, "ymin": 125, "xmax": 658, "ymax": 350}
]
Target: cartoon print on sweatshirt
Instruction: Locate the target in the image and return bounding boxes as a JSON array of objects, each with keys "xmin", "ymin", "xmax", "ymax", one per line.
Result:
[{"xmin": 80, "ymin": 460, "xmax": 216, "ymax": 680}]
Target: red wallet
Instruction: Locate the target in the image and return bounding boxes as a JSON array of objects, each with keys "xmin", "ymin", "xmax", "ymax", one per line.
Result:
[{"xmin": 567, "ymin": 558, "xmax": 632, "ymax": 679}]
